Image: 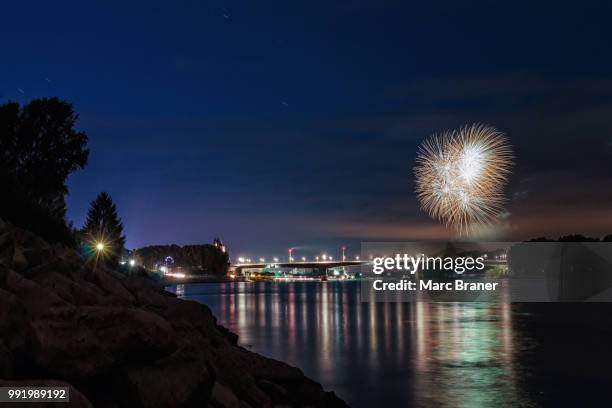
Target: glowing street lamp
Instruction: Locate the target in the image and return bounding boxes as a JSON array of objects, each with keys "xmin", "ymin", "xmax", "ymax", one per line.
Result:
[
  {"xmin": 315, "ymin": 256, "xmax": 320, "ymax": 262},
  {"xmin": 322, "ymin": 254, "xmax": 327, "ymax": 261},
  {"xmin": 129, "ymin": 259, "xmax": 136, "ymax": 267},
  {"xmin": 95, "ymin": 242, "xmax": 106, "ymax": 252},
  {"xmin": 342, "ymin": 246, "xmax": 347, "ymax": 261},
  {"xmin": 259, "ymin": 257, "xmax": 265, "ymax": 263},
  {"xmin": 301, "ymin": 257, "xmax": 306, "ymax": 262},
  {"xmin": 288, "ymin": 248, "xmax": 293, "ymax": 263}
]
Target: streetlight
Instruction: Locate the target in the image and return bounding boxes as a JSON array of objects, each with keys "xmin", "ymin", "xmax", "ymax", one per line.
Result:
[
  {"xmin": 95, "ymin": 242, "xmax": 106, "ymax": 252},
  {"xmin": 342, "ymin": 246, "xmax": 346, "ymax": 261},
  {"xmin": 273, "ymin": 257, "xmax": 279, "ymax": 263},
  {"xmin": 259, "ymin": 257, "xmax": 265, "ymax": 263},
  {"xmin": 238, "ymin": 257, "xmax": 245, "ymax": 263},
  {"xmin": 355, "ymin": 255, "xmax": 360, "ymax": 261},
  {"xmin": 322, "ymin": 254, "xmax": 327, "ymax": 261},
  {"xmin": 288, "ymin": 248, "xmax": 293, "ymax": 263},
  {"xmin": 315, "ymin": 256, "xmax": 320, "ymax": 262},
  {"xmin": 129, "ymin": 259, "xmax": 136, "ymax": 267},
  {"xmin": 301, "ymin": 256, "xmax": 306, "ymax": 262}
]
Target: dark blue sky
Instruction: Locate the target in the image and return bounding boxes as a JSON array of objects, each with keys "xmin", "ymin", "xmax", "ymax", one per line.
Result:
[{"xmin": 2, "ymin": 1, "xmax": 612, "ymax": 259}]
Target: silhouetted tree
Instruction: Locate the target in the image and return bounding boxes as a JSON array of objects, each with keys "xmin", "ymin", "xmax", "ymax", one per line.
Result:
[
  {"xmin": 81, "ymin": 192, "xmax": 126, "ymax": 266},
  {"xmin": 0, "ymin": 98, "xmax": 88, "ymax": 218},
  {"xmin": 133, "ymin": 242, "xmax": 230, "ymax": 277},
  {"xmin": 603, "ymin": 235, "xmax": 612, "ymax": 242},
  {"xmin": 0, "ymin": 98, "xmax": 89, "ymax": 243},
  {"xmin": 558, "ymin": 234, "xmax": 600, "ymax": 242},
  {"xmin": 526, "ymin": 237, "xmax": 555, "ymax": 242}
]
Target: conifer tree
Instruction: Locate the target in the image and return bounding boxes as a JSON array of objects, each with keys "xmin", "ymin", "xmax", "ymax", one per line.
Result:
[{"xmin": 82, "ymin": 192, "xmax": 126, "ymax": 266}]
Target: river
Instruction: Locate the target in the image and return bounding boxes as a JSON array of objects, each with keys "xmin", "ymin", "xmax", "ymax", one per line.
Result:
[{"xmin": 167, "ymin": 281, "xmax": 612, "ymax": 407}]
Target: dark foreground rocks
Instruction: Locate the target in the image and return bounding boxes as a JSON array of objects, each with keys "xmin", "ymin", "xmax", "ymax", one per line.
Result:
[{"xmin": 0, "ymin": 220, "xmax": 349, "ymax": 408}]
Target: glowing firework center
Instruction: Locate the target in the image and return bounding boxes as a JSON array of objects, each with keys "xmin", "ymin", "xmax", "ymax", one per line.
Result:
[{"xmin": 414, "ymin": 124, "xmax": 513, "ymax": 233}]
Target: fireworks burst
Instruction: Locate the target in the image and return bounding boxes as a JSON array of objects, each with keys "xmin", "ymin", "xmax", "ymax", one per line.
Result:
[{"xmin": 414, "ymin": 123, "xmax": 513, "ymax": 234}]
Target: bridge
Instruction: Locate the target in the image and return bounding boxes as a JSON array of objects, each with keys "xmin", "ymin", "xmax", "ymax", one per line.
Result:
[{"xmin": 232, "ymin": 260, "xmax": 364, "ymax": 274}]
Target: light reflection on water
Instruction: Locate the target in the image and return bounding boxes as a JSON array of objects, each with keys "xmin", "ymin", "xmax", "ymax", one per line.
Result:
[{"xmin": 170, "ymin": 281, "xmax": 534, "ymax": 408}]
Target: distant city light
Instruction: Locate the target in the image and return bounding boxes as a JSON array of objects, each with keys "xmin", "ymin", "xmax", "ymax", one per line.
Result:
[
  {"xmin": 322, "ymin": 254, "xmax": 327, "ymax": 261},
  {"xmin": 273, "ymin": 257, "xmax": 279, "ymax": 262},
  {"xmin": 259, "ymin": 257, "xmax": 265, "ymax": 262},
  {"xmin": 160, "ymin": 266, "xmax": 168, "ymax": 273},
  {"xmin": 301, "ymin": 257, "xmax": 306, "ymax": 261},
  {"xmin": 355, "ymin": 256, "xmax": 360, "ymax": 260},
  {"xmin": 238, "ymin": 257, "xmax": 245, "ymax": 263}
]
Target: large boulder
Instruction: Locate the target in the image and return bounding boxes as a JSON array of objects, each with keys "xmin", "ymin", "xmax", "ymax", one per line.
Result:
[
  {"xmin": 116, "ymin": 352, "xmax": 215, "ymax": 408},
  {"xmin": 31, "ymin": 306, "xmax": 176, "ymax": 378}
]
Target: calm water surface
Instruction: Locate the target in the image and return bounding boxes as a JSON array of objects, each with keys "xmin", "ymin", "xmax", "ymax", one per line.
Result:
[{"xmin": 167, "ymin": 281, "xmax": 611, "ymax": 407}]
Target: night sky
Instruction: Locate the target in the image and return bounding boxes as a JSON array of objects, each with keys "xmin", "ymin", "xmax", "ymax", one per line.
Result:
[{"xmin": 2, "ymin": 1, "xmax": 612, "ymax": 259}]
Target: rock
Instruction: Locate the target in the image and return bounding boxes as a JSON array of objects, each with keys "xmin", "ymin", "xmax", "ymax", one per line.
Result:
[
  {"xmin": 117, "ymin": 353, "xmax": 214, "ymax": 408},
  {"xmin": 0, "ymin": 341, "xmax": 14, "ymax": 378},
  {"xmin": 0, "ymin": 231, "xmax": 12, "ymax": 250},
  {"xmin": 32, "ymin": 271, "xmax": 104, "ymax": 306},
  {"xmin": 210, "ymin": 381, "xmax": 240, "ymax": 408},
  {"xmin": 130, "ymin": 284, "xmax": 171, "ymax": 310},
  {"xmin": 31, "ymin": 306, "xmax": 176, "ymax": 378},
  {"xmin": 85, "ymin": 268, "xmax": 136, "ymax": 305},
  {"xmin": 162, "ymin": 297, "xmax": 220, "ymax": 340},
  {"xmin": 0, "ymin": 231, "xmax": 15, "ymax": 265},
  {"xmin": 0, "ymin": 288, "xmax": 30, "ymax": 354},
  {"xmin": 216, "ymin": 325, "xmax": 239, "ymax": 346},
  {"xmin": 12, "ymin": 247, "xmax": 28, "ymax": 271},
  {"xmin": 257, "ymin": 379, "xmax": 290, "ymax": 405},
  {"xmin": 23, "ymin": 247, "xmax": 45, "ymax": 268},
  {"xmin": 5, "ymin": 271, "xmax": 72, "ymax": 317}
]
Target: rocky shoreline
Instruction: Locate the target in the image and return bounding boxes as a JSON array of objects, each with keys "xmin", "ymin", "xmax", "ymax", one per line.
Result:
[{"xmin": 0, "ymin": 220, "xmax": 349, "ymax": 407}]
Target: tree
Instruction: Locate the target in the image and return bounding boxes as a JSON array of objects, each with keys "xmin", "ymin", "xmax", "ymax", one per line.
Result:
[
  {"xmin": 603, "ymin": 235, "xmax": 612, "ymax": 242},
  {"xmin": 133, "ymin": 242, "xmax": 230, "ymax": 277},
  {"xmin": 0, "ymin": 98, "xmax": 89, "ymax": 243},
  {"xmin": 526, "ymin": 237, "xmax": 554, "ymax": 242},
  {"xmin": 0, "ymin": 98, "xmax": 88, "ymax": 217},
  {"xmin": 558, "ymin": 234, "xmax": 600, "ymax": 242},
  {"xmin": 82, "ymin": 192, "xmax": 126, "ymax": 266}
]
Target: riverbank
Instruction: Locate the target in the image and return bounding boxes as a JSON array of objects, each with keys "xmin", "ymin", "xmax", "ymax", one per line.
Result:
[{"xmin": 0, "ymin": 220, "xmax": 348, "ymax": 407}]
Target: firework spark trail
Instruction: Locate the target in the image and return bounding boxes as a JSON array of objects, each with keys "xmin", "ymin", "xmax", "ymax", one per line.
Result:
[{"xmin": 414, "ymin": 123, "xmax": 513, "ymax": 235}]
